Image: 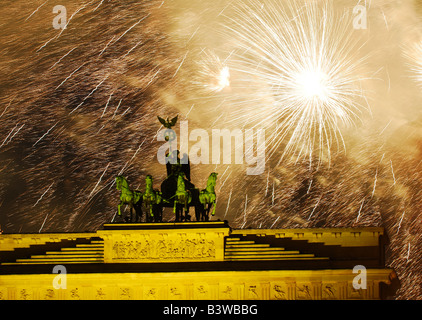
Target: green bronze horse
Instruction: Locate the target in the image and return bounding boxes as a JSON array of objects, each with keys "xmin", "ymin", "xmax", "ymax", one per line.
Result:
[
  {"xmin": 199, "ymin": 172, "xmax": 218, "ymax": 221},
  {"xmin": 173, "ymin": 172, "xmax": 192, "ymax": 221},
  {"xmin": 142, "ymin": 175, "xmax": 163, "ymax": 222},
  {"xmin": 115, "ymin": 176, "xmax": 143, "ymax": 222}
]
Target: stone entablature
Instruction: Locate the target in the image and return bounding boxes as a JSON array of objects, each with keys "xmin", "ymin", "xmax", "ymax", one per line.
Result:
[
  {"xmin": 0, "ymin": 269, "xmax": 395, "ymax": 300},
  {"xmin": 97, "ymin": 222, "xmax": 229, "ymax": 263}
]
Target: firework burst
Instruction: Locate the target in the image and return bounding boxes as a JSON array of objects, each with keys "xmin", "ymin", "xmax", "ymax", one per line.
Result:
[
  {"xmin": 192, "ymin": 49, "xmax": 231, "ymax": 94},
  {"xmin": 218, "ymin": 0, "xmax": 370, "ymax": 165}
]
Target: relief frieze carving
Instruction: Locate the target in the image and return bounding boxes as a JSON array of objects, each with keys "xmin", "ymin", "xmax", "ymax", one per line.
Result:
[{"xmin": 111, "ymin": 236, "xmax": 215, "ymax": 260}]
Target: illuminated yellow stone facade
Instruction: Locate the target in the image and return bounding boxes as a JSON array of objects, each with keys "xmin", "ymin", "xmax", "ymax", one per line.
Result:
[
  {"xmin": 0, "ymin": 269, "xmax": 394, "ymax": 300},
  {"xmin": 0, "ymin": 222, "xmax": 398, "ymax": 300},
  {"xmin": 98, "ymin": 222, "xmax": 229, "ymax": 263}
]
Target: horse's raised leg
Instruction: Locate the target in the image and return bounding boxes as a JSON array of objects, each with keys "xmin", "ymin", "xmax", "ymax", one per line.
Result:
[
  {"xmin": 211, "ymin": 201, "xmax": 216, "ymax": 216},
  {"xmin": 118, "ymin": 203, "xmax": 122, "ymax": 218}
]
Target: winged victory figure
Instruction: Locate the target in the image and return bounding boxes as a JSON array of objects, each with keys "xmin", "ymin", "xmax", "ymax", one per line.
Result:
[{"xmin": 157, "ymin": 115, "xmax": 178, "ymax": 129}]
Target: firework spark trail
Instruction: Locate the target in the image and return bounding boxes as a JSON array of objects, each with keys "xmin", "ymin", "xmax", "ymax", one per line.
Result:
[
  {"xmin": 37, "ymin": 35, "xmax": 58, "ymax": 53},
  {"xmin": 270, "ymin": 216, "xmax": 280, "ymax": 228},
  {"xmin": 151, "ymin": 125, "xmax": 164, "ymax": 143},
  {"xmin": 307, "ymin": 179, "xmax": 312, "ymax": 194},
  {"xmin": 216, "ymin": 165, "xmax": 230, "ymax": 192},
  {"xmin": 356, "ymin": 199, "xmax": 365, "ymax": 222},
  {"xmin": 121, "ymin": 107, "xmax": 131, "ymax": 117},
  {"xmin": 385, "ymin": 67, "xmax": 391, "ymax": 92},
  {"xmin": 32, "ymin": 122, "xmax": 58, "ymax": 147},
  {"xmin": 129, "ymin": 139, "xmax": 147, "ymax": 163},
  {"xmin": 113, "ymin": 15, "xmax": 151, "ymax": 45},
  {"xmin": 99, "ymin": 36, "xmax": 116, "ymax": 57},
  {"xmin": 39, "ymin": 213, "xmax": 49, "ymax": 233},
  {"xmin": 120, "ymin": 39, "xmax": 144, "ymax": 60},
  {"xmin": 397, "ymin": 211, "xmax": 405, "ymax": 235},
  {"xmin": 6, "ymin": 124, "xmax": 25, "ymax": 145},
  {"xmin": 173, "ymin": 51, "xmax": 189, "ymax": 78},
  {"xmin": 101, "ymin": 92, "xmax": 114, "ymax": 118},
  {"xmin": 218, "ymin": 170, "xmax": 231, "ymax": 191},
  {"xmin": 93, "ymin": 0, "xmax": 104, "ymax": 12},
  {"xmin": 241, "ymin": 194, "xmax": 248, "ymax": 228},
  {"xmin": 224, "ymin": 188, "xmax": 232, "ymax": 218},
  {"xmin": 25, "ymin": 0, "xmax": 49, "ymax": 22},
  {"xmin": 390, "ymin": 160, "xmax": 396, "ymax": 185},
  {"xmin": 55, "ymin": 62, "xmax": 87, "ymax": 90},
  {"xmin": 185, "ymin": 104, "xmax": 195, "ymax": 118},
  {"xmin": 0, "ymin": 124, "xmax": 19, "ymax": 148},
  {"xmin": 218, "ymin": 0, "xmax": 370, "ymax": 165},
  {"xmin": 372, "ymin": 168, "xmax": 378, "ymax": 198},
  {"xmin": 381, "ymin": 9, "xmax": 389, "ymax": 30},
  {"xmin": 33, "ymin": 182, "xmax": 54, "ymax": 207},
  {"xmin": 143, "ymin": 69, "xmax": 161, "ymax": 90},
  {"xmin": 89, "ymin": 163, "xmax": 110, "ymax": 198},
  {"xmin": 112, "ymin": 99, "xmax": 122, "ymax": 120},
  {"xmin": 49, "ymin": 47, "xmax": 77, "ymax": 70},
  {"xmin": 308, "ymin": 196, "xmax": 321, "ymax": 220},
  {"xmin": 379, "ymin": 120, "xmax": 392, "ymax": 135},
  {"xmin": 0, "ymin": 99, "xmax": 13, "ymax": 119},
  {"xmin": 210, "ymin": 102, "xmax": 226, "ymax": 126},
  {"xmin": 218, "ymin": 1, "xmax": 233, "ymax": 17},
  {"xmin": 186, "ymin": 26, "xmax": 201, "ymax": 45},
  {"xmin": 271, "ymin": 182, "xmax": 275, "ymax": 205}
]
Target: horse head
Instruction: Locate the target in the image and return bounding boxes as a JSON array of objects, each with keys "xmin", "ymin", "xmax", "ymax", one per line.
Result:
[
  {"xmin": 208, "ymin": 172, "xmax": 218, "ymax": 185},
  {"xmin": 115, "ymin": 176, "xmax": 125, "ymax": 190}
]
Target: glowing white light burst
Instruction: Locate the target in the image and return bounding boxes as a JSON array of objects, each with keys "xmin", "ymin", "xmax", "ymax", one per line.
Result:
[
  {"xmin": 193, "ymin": 49, "xmax": 231, "ymax": 93},
  {"xmin": 295, "ymin": 69, "xmax": 329, "ymax": 101},
  {"xmin": 220, "ymin": 0, "xmax": 370, "ymax": 165}
]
